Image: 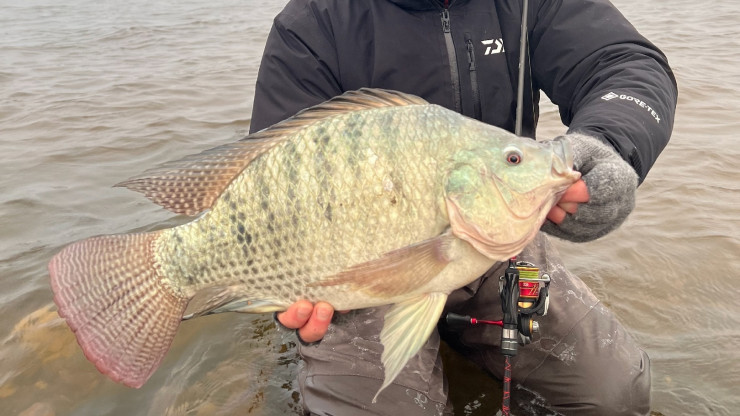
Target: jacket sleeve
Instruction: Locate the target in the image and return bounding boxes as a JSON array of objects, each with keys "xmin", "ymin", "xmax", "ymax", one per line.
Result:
[
  {"xmin": 530, "ymin": 0, "xmax": 678, "ymax": 182},
  {"xmin": 249, "ymin": 1, "xmax": 343, "ymax": 134}
]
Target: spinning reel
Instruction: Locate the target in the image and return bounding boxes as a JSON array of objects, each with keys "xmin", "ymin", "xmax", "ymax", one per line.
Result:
[
  {"xmin": 444, "ymin": 257, "xmax": 550, "ymax": 352},
  {"xmin": 443, "ymin": 258, "xmax": 551, "ymax": 414},
  {"xmin": 497, "ymin": 258, "xmax": 550, "ymax": 355}
]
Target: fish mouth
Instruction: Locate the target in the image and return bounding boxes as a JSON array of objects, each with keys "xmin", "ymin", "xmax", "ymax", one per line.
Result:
[
  {"xmin": 549, "ymin": 137, "xmax": 581, "ymax": 184},
  {"xmin": 486, "ymin": 138, "xmax": 580, "ymax": 222}
]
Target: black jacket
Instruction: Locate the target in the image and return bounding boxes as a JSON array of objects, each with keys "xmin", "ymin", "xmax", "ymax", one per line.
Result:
[{"xmin": 250, "ymin": 0, "xmax": 677, "ymax": 182}]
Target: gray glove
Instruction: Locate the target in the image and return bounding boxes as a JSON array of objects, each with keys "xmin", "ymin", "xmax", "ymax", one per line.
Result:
[{"xmin": 541, "ymin": 133, "xmax": 639, "ymax": 242}]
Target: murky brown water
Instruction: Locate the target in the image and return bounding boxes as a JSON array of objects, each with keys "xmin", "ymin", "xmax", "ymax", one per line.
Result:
[{"xmin": 1, "ymin": 0, "xmax": 738, "ymax": 415}]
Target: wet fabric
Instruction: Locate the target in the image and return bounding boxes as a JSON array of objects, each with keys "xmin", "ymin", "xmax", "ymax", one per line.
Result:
[{"xmin": 294, "ymin": 233, "xmax": 651, "ymax": 415}]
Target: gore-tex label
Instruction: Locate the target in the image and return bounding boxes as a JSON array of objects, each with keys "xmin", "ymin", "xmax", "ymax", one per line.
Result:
[{"xmin": 601, "ymin": 92, "xmax": 661, "ymax": 123}]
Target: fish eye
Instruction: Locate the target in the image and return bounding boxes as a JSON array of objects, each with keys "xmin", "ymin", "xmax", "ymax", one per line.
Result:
[{"xmin": 505, "ymin": 149, "xmax": 523, "ymax": 165}]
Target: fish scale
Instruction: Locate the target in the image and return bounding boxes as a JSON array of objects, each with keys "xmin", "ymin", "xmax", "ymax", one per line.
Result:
[
  {"xmin": 158, "ymin": 105, "xmax": 449, "ymax": 305},
  {"xmin": 48, "ymin": 88, "xmax": 579, "ymax": 399}
]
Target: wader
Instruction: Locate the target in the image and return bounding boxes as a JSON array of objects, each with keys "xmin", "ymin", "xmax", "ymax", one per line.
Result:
[{"xmin": 294, "ymin": 233, "xmax": 650, "ymax": 415}]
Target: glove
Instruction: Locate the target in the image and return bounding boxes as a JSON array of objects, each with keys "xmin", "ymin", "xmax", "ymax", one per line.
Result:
[{"xmin": 541, "ymin": 133, "xmax": 639, "ymax": 242}]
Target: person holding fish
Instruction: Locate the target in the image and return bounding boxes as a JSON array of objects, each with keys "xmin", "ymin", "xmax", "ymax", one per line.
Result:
[
  {"xmin": 47, "ymin": 0, "xmax": 677, "ymax": 414},
  {"xmin": 252, "ymin": 0, "xmax": 677, "ymax": 414}
]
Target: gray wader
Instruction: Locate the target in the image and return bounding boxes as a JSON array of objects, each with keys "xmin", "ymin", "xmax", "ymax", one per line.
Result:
[{"xmin": 295, "ymin": 233, "xmax": 651, "ymax": 415}]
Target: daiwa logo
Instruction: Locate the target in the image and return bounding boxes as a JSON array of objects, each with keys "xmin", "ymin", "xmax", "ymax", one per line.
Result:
[
  {"xmin": 601, "ymin": 91, "xmax": 661, "ymax": 123},
  {"xmin": 481, "ymin": 38, "xmax": 505, "ymax": 55}
]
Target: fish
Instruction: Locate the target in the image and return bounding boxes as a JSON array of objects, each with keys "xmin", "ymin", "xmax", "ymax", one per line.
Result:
[{"xmin": 48, "ymin": 88, "xmax": 580, "ymax": 402}]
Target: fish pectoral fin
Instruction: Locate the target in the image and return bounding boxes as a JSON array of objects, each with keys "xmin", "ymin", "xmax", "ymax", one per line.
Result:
[
  {"xmin": 373, "ymin": 292, "xmax": 448, "ymax": 403},
  {"xmin": 310, "ymin": 231, "xmax": 457, "ymax": 298},
  {"xmin": 183, "ymin": 286, "xmax": 285, "ymax": 319}
]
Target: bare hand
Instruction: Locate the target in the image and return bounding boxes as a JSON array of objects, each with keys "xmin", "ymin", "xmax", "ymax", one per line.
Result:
[
  {"xmin": 546, "ymin": 179, "xmax": 590, "ymax": 224},
  {"xmin": 277, "ymin": 300, "xmax": 334, "ymax": 343}
]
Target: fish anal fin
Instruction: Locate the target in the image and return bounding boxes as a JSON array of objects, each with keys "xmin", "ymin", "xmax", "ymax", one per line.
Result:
[
  {"xmin": 373, "ymin": 292, "xmax": 448, "ymax": 402},
  {"xmin": 183, "ymin": 286, "xmax": 286, "ymax": 319},
  {"xmin": 311, "ymin": 231, "xmax": 456, "ymax": 298}
]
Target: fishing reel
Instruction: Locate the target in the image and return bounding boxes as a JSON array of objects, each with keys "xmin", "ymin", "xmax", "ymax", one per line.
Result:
[
  {"xmin": 444, "ymin": 258, "xmax": 550, "ymax": 356},
  {"xmin": 498, "ymin": 258, "xmax": 550, "ymax": 356}
]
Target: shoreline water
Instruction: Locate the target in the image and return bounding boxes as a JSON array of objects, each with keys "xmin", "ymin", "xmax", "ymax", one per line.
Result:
[{"xmin": 1, "ymin": 0, "xmax": 738, "ymax": 414}]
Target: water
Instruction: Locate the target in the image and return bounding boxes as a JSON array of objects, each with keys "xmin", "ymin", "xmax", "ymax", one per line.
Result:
[{"xmin": 0, "ymin": 0, "xmax": 738, "ymax": 414}]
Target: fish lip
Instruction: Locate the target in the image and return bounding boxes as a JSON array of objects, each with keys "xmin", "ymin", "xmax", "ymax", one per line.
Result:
[{"xmin": 549, "ymin": 138, "xmax": 581, "ymax": 183}]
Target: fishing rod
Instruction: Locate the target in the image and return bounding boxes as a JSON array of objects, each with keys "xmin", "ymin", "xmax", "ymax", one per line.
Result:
[
  {"xmin": 444, "ymin": 1, "xmax": 539, "ymax": 414},
  {"xmin": 444, "ymin": 259, "xmax": 550, "ymax": 415},
  {"xmin": 514, "ymin": 0, "xmax": 530, "ymax": 137},
  {"xmin": 503, "ymin": 0, "xmax": 532, "ymax": 413}
]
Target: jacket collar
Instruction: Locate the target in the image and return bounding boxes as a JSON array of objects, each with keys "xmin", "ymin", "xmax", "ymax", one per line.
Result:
[{"xmin": 388, "ymin": 0, "xmax": 467, "ymax": 11}]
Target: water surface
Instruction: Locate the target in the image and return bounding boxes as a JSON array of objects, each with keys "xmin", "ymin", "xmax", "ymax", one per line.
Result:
[{"xmin": 1, "ymin": 0, "xmax": 738, "ymax": 414}]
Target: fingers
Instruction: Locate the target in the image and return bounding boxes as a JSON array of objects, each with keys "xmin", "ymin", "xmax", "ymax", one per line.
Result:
[
  {"xmin": 277, "ymin": 299, "xmax": 314, "ymax": 329},
  {"xmin": 558, "ymin": 202, "xmax": 579, "ymax": 214},
  {"xmin": 546, "ymin": 180, "xmax": 590, "ymax": 225},
  {"xmin": 277, "ymin": 300, "xmax": 334, "ymax": 343},
  {"xmin": 297, "ymin": 302, "xmax": 334, "ymax": 343},
  {"xmin": 559, "ymin": 179, "xmax": 590, "ymax": 204},
  {"xmin": 547, "ymin": 205, "xmax": 567, "ymax": 224}
]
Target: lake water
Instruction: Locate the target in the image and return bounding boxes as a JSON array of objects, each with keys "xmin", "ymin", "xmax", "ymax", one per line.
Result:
[{"xmin": 1, "ymin": 0, "xmax": 738, "ymax": 415}]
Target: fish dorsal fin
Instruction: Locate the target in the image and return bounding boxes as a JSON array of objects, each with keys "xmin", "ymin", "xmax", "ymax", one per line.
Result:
[
  {"xmin": 116, "ymin": 88, "xmax": 429, "ymax": 215},
  {"xmin": 115, "ymin": 136, "xmax": 288, "ymax": 215},
  {"xmin": 305, "ymin": 88, "xmax": 429, "ymax": 113}
]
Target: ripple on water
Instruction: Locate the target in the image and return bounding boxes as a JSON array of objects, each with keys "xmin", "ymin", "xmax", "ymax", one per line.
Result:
[{"xmin": 1, "ymin": 0, "xmax": 739, "ymax": 414}]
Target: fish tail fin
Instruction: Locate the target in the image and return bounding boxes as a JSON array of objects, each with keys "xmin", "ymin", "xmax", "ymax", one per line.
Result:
[{"xmin": 48, "ymin": 231, "xmax": 188, "ymax": 388}]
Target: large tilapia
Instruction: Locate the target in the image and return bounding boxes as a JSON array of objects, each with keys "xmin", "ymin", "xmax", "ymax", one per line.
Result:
[{"xmin": 49, "ymin": 88, "xmax": 579, "ymax": 401}]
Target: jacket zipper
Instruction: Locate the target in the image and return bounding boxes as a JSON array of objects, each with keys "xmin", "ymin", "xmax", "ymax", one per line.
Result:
[
  {"xmin": 466, "ymin": 38, "xmax": 481, "ymax": 120},
  {"xmin": 440, "ymin": 8, "xmax": 461, "ymax": 113}
]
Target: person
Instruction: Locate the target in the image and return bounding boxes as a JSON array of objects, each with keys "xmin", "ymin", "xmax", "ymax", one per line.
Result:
[{"xmin": 249, "ymin": 0, "xmax": 677, "ymax": 414}]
